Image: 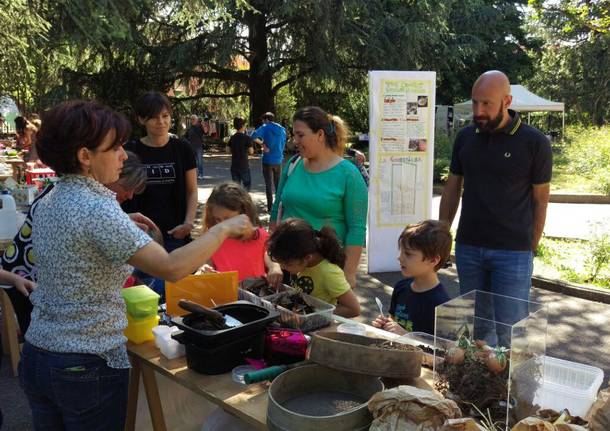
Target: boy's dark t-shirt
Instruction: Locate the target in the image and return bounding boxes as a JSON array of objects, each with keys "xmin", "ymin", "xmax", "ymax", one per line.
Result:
[
  {"xmin": 228, "ymin": 132, "xmax": 253, "ymax": 170},
  {"xmin": 389, "ymin": 278, "xmax": 450, "ymax": 335},
  {"xmin": 122, "ymin": 137, "xmax": 196, "ymax": 234}
]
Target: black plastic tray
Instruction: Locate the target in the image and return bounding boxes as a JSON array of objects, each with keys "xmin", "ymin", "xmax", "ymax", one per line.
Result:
[{"xmin": 170, "ymin": 300, "xmax": 278, "ymax": 346}]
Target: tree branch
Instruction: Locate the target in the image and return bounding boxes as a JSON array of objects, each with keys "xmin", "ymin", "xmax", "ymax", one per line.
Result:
[
  {"xmin": 272, "ymin": 66, "xmax": 317, "ymax": 93},
  {"xmin": 172, "ymin": 91, "xmax": 249, "ymax": 101}
]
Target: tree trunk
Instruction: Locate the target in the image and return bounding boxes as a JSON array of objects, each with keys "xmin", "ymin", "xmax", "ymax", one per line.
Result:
[{"xmin": 246, "ymin": 3, "xmax": 275, "ymax": 127}]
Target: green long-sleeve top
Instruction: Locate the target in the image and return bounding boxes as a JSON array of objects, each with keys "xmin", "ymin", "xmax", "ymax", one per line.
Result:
[{"xmin": 271, "ymin": 158, "xmax": 368, "ymax": 246}]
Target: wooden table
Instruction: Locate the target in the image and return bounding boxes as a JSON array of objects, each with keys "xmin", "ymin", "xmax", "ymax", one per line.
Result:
[{"xmin": 126, "ymin": 324, "xmax": 435, "ymax": 431}]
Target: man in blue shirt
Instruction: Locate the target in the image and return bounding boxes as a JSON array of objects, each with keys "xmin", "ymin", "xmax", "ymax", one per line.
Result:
[{"xmin": 251, "ymin": 112, "xmax": 286, "ymax": 212}]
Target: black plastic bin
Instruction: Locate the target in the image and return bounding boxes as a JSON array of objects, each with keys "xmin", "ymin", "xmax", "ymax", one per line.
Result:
[{"xmin": 172, "ymin": 330, "xmax": 266, "ymax": 375}]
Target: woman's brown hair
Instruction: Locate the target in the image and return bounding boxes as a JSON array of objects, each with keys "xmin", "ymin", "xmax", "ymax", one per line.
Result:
[
  {"xmin": 292, "ymin": 106, "xmax": 349, "ymax": 156},
  {"xmin": 36, "ymin": 100, "xmax": 131, "ymax": 175}
]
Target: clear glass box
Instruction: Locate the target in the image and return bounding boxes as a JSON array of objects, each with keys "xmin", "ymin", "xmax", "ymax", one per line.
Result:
[{"xmin": 433, "ymin": 290, "xmax": 548, "ymax": 429}]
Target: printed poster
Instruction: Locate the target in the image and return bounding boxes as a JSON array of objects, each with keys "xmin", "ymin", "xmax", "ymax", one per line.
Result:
[{"xmin": 368, "ymin": 71, "xmax": 436, "ymax": 273}]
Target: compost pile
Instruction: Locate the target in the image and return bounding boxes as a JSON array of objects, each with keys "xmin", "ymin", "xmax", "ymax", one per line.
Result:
[
  {"xmin": 240, "ymin": 277, "xmax": 277, "ymax": 297},
  {"xmin": 271, "ymin": 292, "xmax": 315, "ymax": 314}
]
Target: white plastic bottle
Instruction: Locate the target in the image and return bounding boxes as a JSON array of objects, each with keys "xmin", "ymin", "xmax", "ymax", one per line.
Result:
[{"xmin": 0, "ymin": 190, "xmax": 19, "ymax": 239}]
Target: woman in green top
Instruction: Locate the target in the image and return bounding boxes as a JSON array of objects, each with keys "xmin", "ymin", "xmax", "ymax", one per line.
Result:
[{"xmin": 270, "ymin": 106, "xmax": 368, "ymax": 288}]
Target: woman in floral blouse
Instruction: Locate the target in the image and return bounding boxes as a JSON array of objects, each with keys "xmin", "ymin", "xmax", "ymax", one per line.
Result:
[{"xmin": 19, "ymin": 100, "xmax": 252, "ymax": 430}]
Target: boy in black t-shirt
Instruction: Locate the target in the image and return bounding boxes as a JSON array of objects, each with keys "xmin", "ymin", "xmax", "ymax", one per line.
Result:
[
  {"xmin": 227, "ymin": 117, "xmax": 254, "ymax": 190},
  {"xmin": 372, "ymin": 220, "xmax": 452, "ymax": 335}
]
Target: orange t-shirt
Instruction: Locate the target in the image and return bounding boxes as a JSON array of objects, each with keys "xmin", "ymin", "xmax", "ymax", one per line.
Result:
[{"xmin": 211, "ymin": 227, "xmax": 268, "ymax": 281}]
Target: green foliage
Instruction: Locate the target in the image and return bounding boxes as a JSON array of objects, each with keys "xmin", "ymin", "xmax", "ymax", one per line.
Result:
[
  {"xmin": 555, "ymin": 126, "xmax": 610, "ymax": 195},
  {"xmin": 434, "ymin": 133, "xmax": 453, "ymax": 182},
  {"xmin": 585, "ymin": 223, "xmax": 610, "ymax": 283},
  {"xmin": 534, "ymin": 236, "xmax": 610, "ymax": 289},
  {"xmin": 526, "ymin": 1, "xmax": 610, "ymax": 126}
]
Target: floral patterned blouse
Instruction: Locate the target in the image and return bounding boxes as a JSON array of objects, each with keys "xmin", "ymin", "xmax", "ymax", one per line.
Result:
[{"xmin": 26, "ymin": 175, "xmax": 152, "ymax": 368}]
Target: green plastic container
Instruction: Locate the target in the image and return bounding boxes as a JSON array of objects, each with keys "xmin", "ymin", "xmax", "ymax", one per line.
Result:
[{"xmin": 121, "ymin": 285, "xmax": 160, "ymax": 319}]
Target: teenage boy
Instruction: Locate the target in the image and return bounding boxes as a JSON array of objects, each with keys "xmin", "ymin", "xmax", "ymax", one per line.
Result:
[
  {"xmin": 227, "ymin": 117, "xmax": 254, "ymax": 191},
  {"xmin": 372, "ymin": 220, "xmax": 452, "ymax": 335}
]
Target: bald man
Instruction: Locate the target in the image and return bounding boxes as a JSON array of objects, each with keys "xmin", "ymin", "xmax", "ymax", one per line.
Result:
[{"xmin": 439, "ymin": 71, "xmax": 552, "ymax": 344}]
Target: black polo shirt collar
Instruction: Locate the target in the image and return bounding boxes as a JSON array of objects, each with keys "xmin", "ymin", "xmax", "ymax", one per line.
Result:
[{"xmin": 475, "ymin": 109, "xmax": 522, "ymax": 135}]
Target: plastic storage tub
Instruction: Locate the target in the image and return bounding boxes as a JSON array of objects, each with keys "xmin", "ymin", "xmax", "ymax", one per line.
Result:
[
  {"xmin": 124, "ymin": 314, "xmax": 160, "ymax": 344},
  {"xmin": 121, "ymin": 285, "xmax": 160, "ymax": 319},
  {"xmin": 263, "ymin": 290, "xmax": 335, "ymax": 333},
  {"xmin": 238, "ymin": 285, "xmax": 290, "ymax": 306},
  {"xmin": 534, "ymin": 356, "xmax": 604, "ymax": 417}
]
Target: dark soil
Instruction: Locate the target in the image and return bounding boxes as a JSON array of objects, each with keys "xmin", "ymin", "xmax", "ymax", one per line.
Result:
[
  {"xmin": 271, "ymin": 292, "xmax": 315, "ymax": 314},
  {"xmin": 240, "ymin": 277, "xmax": 277, "ymax": 297},
  {"xmin": 371, "ymin": 340, "xmax": 420, "ymax": 352},
  {"xmin": 183, "ymin": 315, "xmax": 229, "ymax": 331},
  {"xmin": 436, "ymin": 358, "xmax": 510, "ymax": 422}
]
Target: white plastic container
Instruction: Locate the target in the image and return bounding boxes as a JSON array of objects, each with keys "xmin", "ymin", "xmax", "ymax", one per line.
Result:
[
  {"xmin": 0, "ymin": 190, "xmax": 19, "ymax": 239},
  {"xmin": 534, "ymin": 356, "xmax": 604, "ymax": 417}
]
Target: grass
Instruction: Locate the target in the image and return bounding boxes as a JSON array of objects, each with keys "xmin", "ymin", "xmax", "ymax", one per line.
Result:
[
  {"xmin": 534, "ymin": 236, "xmax": 610, "ymax": 289},
  {"xmin": 550, "ymin": 125, "xmax": 610, "ymax": 195}
]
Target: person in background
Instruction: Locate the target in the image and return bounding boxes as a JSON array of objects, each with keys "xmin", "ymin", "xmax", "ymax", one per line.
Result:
[
  {"xmin": 122, "ymin": 91, "xmax": 198, "ymax": 253},
  {"xmin": 251, "ymin": 112, "xmax": 286, "ymax": 212},
  {"xmin": 186, "ymin": 114, "xmax": 205, "ymax": 180},
  {"xmin": 267, "ymin": 218, "xmax": 361, "ymax": 318},
  {"xmin": 439, "ymin": 70, "xmax": 552, "ymax": 345},
  {"xmin": 372, "ymin": 220, "xmax": 451, "ymax": 335},
  {"xmin": 19, "ymin": 100, "xmax": 252, "ymax": 430},
  {"xmin": 226, "ymin": 117, "xmax": 254, "ymax": 191},
  {"xmin": 1, "ymin": 151, "xmax": 154, "ymax": 334},
  {"xmin": 203, "ymin": 182, "xmax": 282, "ymax": 286},
  {"xmin": 270, "ymin": 106, "xmax": 368, "ymax": 289}
]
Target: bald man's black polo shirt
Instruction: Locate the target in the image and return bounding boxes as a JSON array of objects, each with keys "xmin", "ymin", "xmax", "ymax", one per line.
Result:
[{"xmin": 449, "ymin": 110, "xmax": 552, "ymax": 251}]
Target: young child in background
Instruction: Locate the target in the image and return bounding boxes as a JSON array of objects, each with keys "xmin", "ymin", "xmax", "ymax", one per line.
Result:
[
  {"xmin": 204, "ymin": 182, "xmax": 282, "ymax": 287},
  {"xmin": 372, "ymin": 220, "xmax": 451, "ymax": 335},
  {"xmin": 267, "ymin": 218, "xmax": 360, "ymax": 318}
]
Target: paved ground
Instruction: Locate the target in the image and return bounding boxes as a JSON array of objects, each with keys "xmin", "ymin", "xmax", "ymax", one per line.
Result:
[{"xmin": 1, "ymin": 153, "xmax": 609, "ymax": 430}]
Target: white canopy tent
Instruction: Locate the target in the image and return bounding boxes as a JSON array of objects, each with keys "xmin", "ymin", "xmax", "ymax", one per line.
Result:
[{"xmin": 453, "ymin": 84, "xmax": 565, "ymax": 136}]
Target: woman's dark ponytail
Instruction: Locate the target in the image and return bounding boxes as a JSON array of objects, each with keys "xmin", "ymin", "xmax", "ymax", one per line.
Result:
[{"xmin": 316, "ymin": 226, "xmax": 345, "ymax": 268}]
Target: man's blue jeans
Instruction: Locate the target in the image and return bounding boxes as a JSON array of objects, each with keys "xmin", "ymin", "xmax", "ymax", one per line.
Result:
[
  {"xmin": 195, "ymin": 146, "xmax": 204, "ymax": 178},
  {"xmin": 455, "ymin": 243, "xmax": 534, "ymax": 347},
  {"xmin": 19, "ymin": 342, "xmax": 129, "ymax": 431}
]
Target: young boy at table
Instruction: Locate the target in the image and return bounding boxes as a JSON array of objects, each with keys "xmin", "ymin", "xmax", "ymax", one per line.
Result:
[{"xmin": 372, "ymin": 220, "xmax": 451, "ymax": 335}]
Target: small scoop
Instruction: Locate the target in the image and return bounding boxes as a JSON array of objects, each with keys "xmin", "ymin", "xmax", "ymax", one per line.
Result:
[{"xmin": 178, "ymin": 299, "xmax": 242, "ymax": 328}]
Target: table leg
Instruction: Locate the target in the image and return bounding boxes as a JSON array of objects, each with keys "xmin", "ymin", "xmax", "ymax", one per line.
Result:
[
  {"xmin": 125, "ymin": 358, "xmax": 141, "ymax": 431},
  {"xmin": 141, "ymin": 361, "xmax": 168, "ymax": 431},
  {"xmin": 0, "ymin": 290, "xmax": 20, "ymax": 376}
]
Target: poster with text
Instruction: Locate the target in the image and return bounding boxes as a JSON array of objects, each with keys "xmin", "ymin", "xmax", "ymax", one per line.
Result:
[{"xmin": 368, "ymin": 71, "xmax": 436, "ymax": 273}]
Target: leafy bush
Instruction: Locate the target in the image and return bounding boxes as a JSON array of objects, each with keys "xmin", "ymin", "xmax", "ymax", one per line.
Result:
[
  {"xmin": 434, "ymin": 133, "xmax": 453, "ymax": 182},
  {"xmin": 560, "ymin": 126, "xmax": 610, "ymax": 195}
]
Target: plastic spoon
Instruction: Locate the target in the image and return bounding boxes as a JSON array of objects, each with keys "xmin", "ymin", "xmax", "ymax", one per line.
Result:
[{"xmin": 375, "ymin": 297, "xmax": 385, "ymax": 318}]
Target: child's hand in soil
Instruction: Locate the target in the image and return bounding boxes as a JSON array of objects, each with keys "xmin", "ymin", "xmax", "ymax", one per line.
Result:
[{"xmin": 265, "ymin": 264, "xmax": 283, "ymax": 290}]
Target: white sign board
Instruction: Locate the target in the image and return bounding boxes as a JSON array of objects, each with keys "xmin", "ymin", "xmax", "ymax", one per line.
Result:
[{"xmin": 367, "ymin": 71, "xmax": 436, "ymax": 273}]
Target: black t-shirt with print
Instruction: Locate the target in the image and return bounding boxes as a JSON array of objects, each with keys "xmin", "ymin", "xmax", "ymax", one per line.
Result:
[
  {"xmin": 389, "ymin": 278, "xmax": 450, "ymax": 335},
  {"xmin": 228, "ymin": 132, "xmax": 253, "ymax": 170},
  {"xmin": 122, "ymin": 137, "xmax": 196, "ymax": 234}
]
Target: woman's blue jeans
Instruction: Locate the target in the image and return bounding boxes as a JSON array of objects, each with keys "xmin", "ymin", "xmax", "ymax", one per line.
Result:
[
  {"xmin": 19, "ymin": 342, "xmax": 129, "ymax": 431},
  {"xmin": 455, "ymin": 243, "xmax": 534, "ymax": 347}
]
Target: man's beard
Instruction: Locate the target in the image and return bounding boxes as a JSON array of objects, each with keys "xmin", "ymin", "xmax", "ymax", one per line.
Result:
[{"xmin": 474, "ymin": 102, "xmax": 504, "ymax": 132}]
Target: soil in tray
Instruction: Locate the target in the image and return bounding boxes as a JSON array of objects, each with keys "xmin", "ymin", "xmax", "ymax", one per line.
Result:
[
  {"xmin": 370, "ymin": 340, "xmax": 420, "ymax": 352},
  {"xmin": 240, "ymin": 277, "xmax": 277, "ymax": 297},
  {"xmin": 183, "ymin": 315, "xmax": 229, "ymax": 331},
  {"xmin": 282, "ymin": 391, "xmax": 366, "ymax": 416},
  {"xmin": 271, "ymin": 292, "xmax": 315, "ymax": 314}
]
